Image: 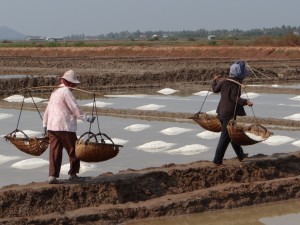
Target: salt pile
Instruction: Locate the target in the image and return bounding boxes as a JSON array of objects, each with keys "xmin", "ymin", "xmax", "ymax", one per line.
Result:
[
  {"xmin": 0, "ymin": 155, "xmax": 22, "ymax": 164},
  {"xmin": 165, "ymin": 144, "xmax": 209, "ymax": 155},
  {"xmin": 271, "ymin": 84, "xmax": 279, "ymax": 87},
  {"xmin": 11, "ymin": 158, "xmax": 49, "ymax": 169},
  {"xmin": 157, "ymin": 88, "xmax": 178, "ymax": 95},
  {"xmin": 83, "ymin": 101, "xmax": 113, "ymax": 107},
  {"xmin": 24, "ymin": 97, "xmax": 47, "ymax": 103},
  {"xmin": 3, "ymin": 95, "xmax": 24, "ymax": 102},
  {"xmin": 137, "ymin": 141, "xmax": 176, "ymax": 152},
  {"xmin": 206, "ymin": 110, "xmax": 217, "ymax": 115},
  {"xmin": 245, "ymin": 132, "xmax": 265, "ymax": 141},
  {"xmin": 290, "ymin": 95, "xmax": 300, "ymax": 101},
  {"xmin": 0, "ymin": 113, "xmax": 13, "ymax": 120},
  {"xmin": 124, "ymin": 124, "xmax": 151, "ymax": 132},
  {"xmin": 104, "ymin": 94, "xmax": 147, "ymax": 98},
  {"xmin": 3, "ymin": 95, "xmax": 47, "ymax": 103},
  {"xmin": 241, "ymin": 92, "xmax": 259, "ymax": 99},
  {"xmin": 197, "ymin": 131, "xmax": 220, "ymax": 139},
  {"xmin": 60, "ymin": 162, "xmax": 97, "ymax": 175},
  {"xmin": 160, "ymin": 127, "xmax": 192, "ymax": 135},
  {"xmin": 291, "ymin": 140, "xmax": 300, "ymax": 147},
  {"xmin": 284, "ymin": 113, "xmax": 300, "ymax": 121},
  {"xmin": 135, "ymin": 104, "xmax": 165, "ymax": 110},
  {"xmin": 4, "ymin": 130, "xmax": 43, "ymax": 138},
  {"xmin": 193, "ymin": 91, "xmax": 213, "ymax": 96},
  {"xmin": 262, "ymin": 135, "xmax": 295, "ymax": 146},
  {"xmin": 111, "ymin": 138, "xmax": 128, "ymax": 145}
]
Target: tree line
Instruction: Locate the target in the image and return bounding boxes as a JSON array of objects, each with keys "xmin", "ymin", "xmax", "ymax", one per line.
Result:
[{"xmin": 65, "ymin": 25, "xmax": 300, "ymax": 40}]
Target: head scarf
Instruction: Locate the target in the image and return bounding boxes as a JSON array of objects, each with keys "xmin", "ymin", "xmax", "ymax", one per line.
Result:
[{"xmin": 229, "ymin": 61, "xmax": 248, "ymax": 81}]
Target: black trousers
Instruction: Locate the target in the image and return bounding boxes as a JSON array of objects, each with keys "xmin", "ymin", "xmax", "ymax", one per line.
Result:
[{"xmin": 213, "ymin": 117, "xmax": 244, "ymax": 165}]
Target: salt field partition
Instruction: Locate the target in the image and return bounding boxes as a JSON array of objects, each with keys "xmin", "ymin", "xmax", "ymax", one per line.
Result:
[{"xmin": 1, "ymin": 107, "xmax": 300, "ymax": 187}]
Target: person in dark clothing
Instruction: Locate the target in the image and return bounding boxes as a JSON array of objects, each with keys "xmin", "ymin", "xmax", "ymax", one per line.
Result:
[{"xmin": 211, "ymin": 61, "xmax": 253, "ymax": 166}]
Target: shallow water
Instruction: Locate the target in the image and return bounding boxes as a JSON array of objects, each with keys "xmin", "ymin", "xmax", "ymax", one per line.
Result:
[
  {"xmin": 77, "ymin": 92, "xmax": 300, "ymax": 120},
  {"xmin": 126, "ymin": 199, "xmax": 300, "ymax": 225},
  {"xmin": 1, "ymin": 87, "xmax": 300, "ymax": 187},
  {"xmin": 1, "ymin": 86, "xmax": 300, "ymax": 224}
]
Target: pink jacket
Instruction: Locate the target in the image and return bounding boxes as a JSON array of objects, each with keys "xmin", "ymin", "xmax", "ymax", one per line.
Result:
[{"xmin": 43, "ymin": 84, "xmax": 87, "ymax": 132}]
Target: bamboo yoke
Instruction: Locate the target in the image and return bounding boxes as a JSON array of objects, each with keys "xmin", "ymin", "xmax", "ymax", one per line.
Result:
[{"xmin": 18, "ymin": 85, "xmax": 102, "ymax": 96}]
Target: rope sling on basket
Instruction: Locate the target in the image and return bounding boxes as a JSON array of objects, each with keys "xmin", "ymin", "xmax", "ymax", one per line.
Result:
[
  {"xmin": 226, "ymin": 80, "xmax": 273, "ymax": 146},
  {"xmin": 75, "ymin": 94, "xmax": 123, "ymax": 162},
  {"xmin": 190, "ymin": 87, "xmax": 221, "ymax": 132},
  {"xmin": 4, "ymin": 90, "xmax": 49, "ymax": 156}
]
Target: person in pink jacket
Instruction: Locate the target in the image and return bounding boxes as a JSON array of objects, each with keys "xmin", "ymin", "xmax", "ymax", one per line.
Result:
[{"xmin": 43, "ymin": 70, "xmax": 95, "ymax": 184}]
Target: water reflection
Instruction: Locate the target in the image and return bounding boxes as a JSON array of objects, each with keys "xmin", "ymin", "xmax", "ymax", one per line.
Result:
[{"xmin": 127, "ymin": 199, "xmax": 300, "ymax": 225}]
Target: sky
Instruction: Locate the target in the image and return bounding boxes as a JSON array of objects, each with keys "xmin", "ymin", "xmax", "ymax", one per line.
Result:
[{"xmin": 1, "ymin": 0, "xmax": 300, "ymax": 37}]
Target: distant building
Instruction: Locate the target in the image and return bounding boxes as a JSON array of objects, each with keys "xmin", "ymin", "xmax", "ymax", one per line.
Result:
[{"xmin": 208, "ymin": 35, "xmax": 216, "ymax": 40}]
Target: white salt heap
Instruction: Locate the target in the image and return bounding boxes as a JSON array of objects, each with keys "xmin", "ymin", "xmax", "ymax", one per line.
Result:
[
  {"xmin": 262, "ymin": 135, "xmax": 295, "ymax": 146},
  {"xmin": 193, "ymin": 91, "xmax": 213, "ymax": 96},
  {"xmin": 3, "ymin": 95, "xmax": 47, "ymax": 103},
  {"xmin": 245, "ymin": 132, "xmax": 265, "ymax": 141},
  {"xmin": 165, "ymin": 144, "xmax": 209, "ymax": 155},
  {"xmin": 11, "ymin": 158, "xmax": 49, "ymax": 169},
  {"xmin": 24, "ymin": 97, "xmax": 47, "ymax": 103},
  {"xmin": 284, "ymin": 113, "xmax": 300, "ymax": 121},
  {"xmin": 136, "ymin": 104, "xmax": 165, "ymax": 110},
  {"xmin": 241, "ymin": 92, "xmax": 259, "ymax": 99},
  {"xmin": 137, "ymin": 141, "xmax": 176, "ymax": 152},
  {"xmin": 0, "ymin": 113, "xmax": 13, "ymax": 120},
  {"xmin": 124, "ymin": 124, "xmax": 151, "ymax": 132},
  {"xmin": 3, "ymin": 95, "xmax": 24, "ymax": 102},
  {"xmin": 0, "ymin": 155, "xmax": 22, "ymax": 164},
  {"xmin": 160, "ymin": 127, "xmax": 192, "ymax": 135},
  {"xmin": 5, "ymin": 130, "xmax": 43, "ymax": 138},
  {"xmin": 197, "ymin": 131, "xmax": 220, "ymax": 139},
  {"xmin": 61, "ymin": 162, "xmax": 97, "ymax": 175},
  {"xmin": 290, "ymin": 95, "xmax": 300, "ymax": 101},
  {"xmin": 291, "ymin": 140, "xmax": 300, "ymax": 147},
  {"xmin": 111, "ymin": 138, "xmax": 128, "ymax": 145},
  {"xmin": 206, "ymin": 110, "xmax": 217, "ymax": 115},
  {"xmin": 83, "ymin": 101, "xmax": 113, "ymax": 107},
  {"xmin": 157, "ymin": 88, "xmax": 178, "ymax": 95},
  {"xmin": 104, "ymin": 94, "xmax": 147, "ymax": 98}
]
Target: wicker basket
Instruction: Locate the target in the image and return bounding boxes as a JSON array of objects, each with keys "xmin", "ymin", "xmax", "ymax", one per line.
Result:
[
  {"xmin": 227, "ymin": 120, "xmax": 273, "ymax": 146},
  {"xmin": 190, "ymin": 112, "xmax": 221, "ymax": 132},
  {"xmin": 4, "ymin": 129, "xmax": 49, "ymax": 156},
  {"xmin": 75, "ymin": 132, "xmax": 122, "ymax": 163}
]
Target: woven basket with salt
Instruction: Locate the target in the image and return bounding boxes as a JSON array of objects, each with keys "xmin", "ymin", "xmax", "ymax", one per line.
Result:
[{"xmin": 75, "ymin": 132, "xmax": 122, "ymax": 163}]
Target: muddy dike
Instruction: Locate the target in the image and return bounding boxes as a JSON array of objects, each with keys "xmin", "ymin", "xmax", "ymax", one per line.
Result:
[
  {"xmin": 0, "ymin": 47, "xmax": 300, "ymax": 96},
  {"xmin": 0, "ymin": 152, "xmax": 300, "ymax": 224}
]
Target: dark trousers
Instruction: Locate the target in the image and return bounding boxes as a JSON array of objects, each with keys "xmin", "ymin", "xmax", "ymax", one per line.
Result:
[
  {"xmin": 213, "ymin": 117, "xmax": 244, "ymax": 165},
  {"xmin": 48, "ymin": 131, "xmax": 80, "ymax": 177}
]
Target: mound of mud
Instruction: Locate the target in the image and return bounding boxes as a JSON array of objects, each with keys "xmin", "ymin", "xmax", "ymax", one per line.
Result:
[
  {"xmin": 0, "ymin": 46, "xmax": 300, "ymax": 95},
  {"xmin": 1, "ymin": 152, "xmax": 300, "ymax": 224}
]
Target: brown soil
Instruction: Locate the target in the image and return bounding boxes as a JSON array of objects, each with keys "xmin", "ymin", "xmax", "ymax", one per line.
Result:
[{"xmin": 1, "ymin": 46, "xmax": 300, "ymax": 224}]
